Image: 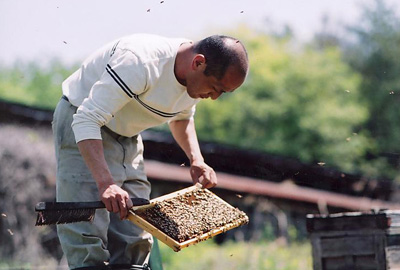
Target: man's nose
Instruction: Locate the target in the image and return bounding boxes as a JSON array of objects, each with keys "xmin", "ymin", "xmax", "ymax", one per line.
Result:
[{"xmin": 210, "ymin": 92, "xmax": 222, "ymax": 100}]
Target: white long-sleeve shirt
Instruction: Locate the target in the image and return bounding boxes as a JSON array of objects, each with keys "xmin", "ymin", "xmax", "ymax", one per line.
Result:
[{"xmin": 62, "ymin": 34, "xmax": 199, "ymax": 143}]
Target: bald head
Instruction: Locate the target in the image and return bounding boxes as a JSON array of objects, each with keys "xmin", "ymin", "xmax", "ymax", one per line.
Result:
[{"xmin": 193, "ymin": 35, "xmax": 249, "ymax": 80}]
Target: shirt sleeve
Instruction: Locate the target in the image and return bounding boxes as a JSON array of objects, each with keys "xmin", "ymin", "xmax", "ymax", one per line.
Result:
[
  {"xmin": 168, "ymin": 104, "xmax": 197, "ymax": 123},
  {"xmin": 72, "ymin": 49, "xmax": 147, "ymax": 142}
]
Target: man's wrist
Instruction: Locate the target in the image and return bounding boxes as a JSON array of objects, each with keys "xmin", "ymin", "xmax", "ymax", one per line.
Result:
[
  {"xmin": 96, "ymin": 177, "xmax": 115, "ymax": 192},
  {"xmin": 190, "ymin": 155, "xmax": 204, "ymax": 165}
]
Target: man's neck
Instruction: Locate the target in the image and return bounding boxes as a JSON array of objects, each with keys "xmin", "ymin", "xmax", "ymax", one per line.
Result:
[{"xmin": 174, "ymin": 42, "xmax": 194, "ymax": 87}]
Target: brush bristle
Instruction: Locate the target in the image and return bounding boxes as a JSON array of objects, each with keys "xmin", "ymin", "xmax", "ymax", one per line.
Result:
[{"xmin": 35, "ymin": 208, "xmax": 96, "ymax": 226}]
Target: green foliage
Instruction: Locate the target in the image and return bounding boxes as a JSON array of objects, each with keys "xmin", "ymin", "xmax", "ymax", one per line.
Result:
[
  {"xmin": 2, "ymin": 3, "xmax": 400, "ymax": 181},
  {"xmin": 159, "ymin": 240, "xmax": 311, "ymax": 270},
  {"xmin": 344, "ymin": 0, "xmax": 400, "ymax": 179},
  {"xmin": 0, "ymin": 60, "xmax": 75, "ymax": 109},
  {"xmin": 195, "ymin": 28, "xmax": 370, "ymax": 174}
]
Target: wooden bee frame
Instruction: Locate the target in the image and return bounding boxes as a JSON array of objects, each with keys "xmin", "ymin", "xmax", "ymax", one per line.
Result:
[{"xmin": 127, "ymin": 183, "xmax": 249, "ymax": 252}]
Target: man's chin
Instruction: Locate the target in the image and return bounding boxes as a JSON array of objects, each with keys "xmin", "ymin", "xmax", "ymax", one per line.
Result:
[{"xmin": 187, "ymin": 92, "xmax": 200, "ymax": 99}]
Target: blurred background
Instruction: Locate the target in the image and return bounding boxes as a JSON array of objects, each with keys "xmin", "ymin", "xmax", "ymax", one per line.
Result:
[{"xmin": 1, "ymin": 0, "xmax": 400, "ymax": 269}]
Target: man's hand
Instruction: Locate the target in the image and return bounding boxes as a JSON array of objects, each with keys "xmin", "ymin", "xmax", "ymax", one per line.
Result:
[
  {"xmin": 168, "ymin": 119, "xmax": 216, "ymax": 188},
  {"xmin": 190, "ymin": 160, "xmax": 217, "ymax": 189},
  {"xmin": 99, "ymin": 184, "xmax": 133, "ymax": 220},
  {"xmin": 77, "ymin": 139, "xmax": 133, "ymax": 220}
]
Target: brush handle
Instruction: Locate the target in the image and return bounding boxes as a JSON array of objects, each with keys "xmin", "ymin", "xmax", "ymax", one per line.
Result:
[{"xmin": 35, "ymin": 198, "xmax": 150, "ymax": 211}]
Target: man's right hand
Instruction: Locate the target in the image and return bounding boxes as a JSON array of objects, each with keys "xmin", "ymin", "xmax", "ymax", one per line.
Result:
[
  {"xmin": 77, "ymin": 139, "xmax": 133, "ymax": 220},
  {"xmin": 99, "ymin": 184, "xmax": 133, "ymax": 220}
]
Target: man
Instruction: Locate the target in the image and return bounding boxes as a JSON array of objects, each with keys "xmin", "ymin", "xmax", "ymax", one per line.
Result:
[{"xmin": 53, "ymin": 33, "xmax": 248, "ymax": 270}]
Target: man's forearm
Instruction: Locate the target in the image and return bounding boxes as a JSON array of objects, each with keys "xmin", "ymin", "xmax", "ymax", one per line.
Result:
[
  {"xmin": 77, "ymin": 139, "xmax": 133, "ymax": 219},
  {"xmin": 169, "ymin": 119, "xmax": 204, "ymax": 163},
  {"xmin": 169, "ymin": 119, "xmax": 217, "ymax": 188},
  {"xmin": 77, "ymin": 139, "xmax": 114, "ymax": 191}
]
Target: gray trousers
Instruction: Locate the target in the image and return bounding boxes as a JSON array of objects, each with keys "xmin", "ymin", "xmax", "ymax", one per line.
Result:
[{"xmin": 53, "ymin": 98, "xmax": 153, "ymax": 269}]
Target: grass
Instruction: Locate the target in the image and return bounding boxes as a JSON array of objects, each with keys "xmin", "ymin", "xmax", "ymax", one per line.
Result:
[
  {"xmin": 0, "ymin": 240, "xmax": 312, "ymax": 270},
  {"xmin": 158, "ymin": 240, "xmax": 312, "ymax": 270}
]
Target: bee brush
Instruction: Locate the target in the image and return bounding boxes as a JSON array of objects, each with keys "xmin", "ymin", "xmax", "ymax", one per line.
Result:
[{"xmin": 35, "ymin": 198, "xmax": 150, "ymax": 226}]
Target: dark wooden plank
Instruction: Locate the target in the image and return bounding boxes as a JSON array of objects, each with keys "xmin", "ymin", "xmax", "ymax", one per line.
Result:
[
  {"xmin": 307, "ymin": 212, "xmax": 397, "ymax": 232},
  {"xmin": 323, "ymin": 256, "xmax": 355, "ymax": 270},
  {"xmin": 310, "ymin": 235, "xmax": 323, "ymax": 270},
  {"xmin": 354, "ymin": 255, "xmax": 380, "ymax": 270},
  {"xmin": 320, "ymin": 235, "xmax": 376, "ymax": 257},
  {"xmin": 307, "ymin": 213, "xmax": 386, "ymax": 232},
  {"xmin": 374, "ymin": 235, "xmax": 387, "ymax": 270}
]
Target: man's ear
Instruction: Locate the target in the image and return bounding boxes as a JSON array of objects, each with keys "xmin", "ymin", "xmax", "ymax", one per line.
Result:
[{"xmin": 192, "ymin": 54, "xmax": 206, "ymax": 70}]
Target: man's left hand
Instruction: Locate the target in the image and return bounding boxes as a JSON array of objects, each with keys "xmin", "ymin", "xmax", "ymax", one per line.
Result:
[{"xmin": 190, "ymin": 161, "xmax": 217, "ymax": 189}]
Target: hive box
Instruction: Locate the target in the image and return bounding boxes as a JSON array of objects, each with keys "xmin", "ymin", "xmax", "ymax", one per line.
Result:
[{"xmin": 307, "ymin": 211, "xmax": 400, "ymax": 270}]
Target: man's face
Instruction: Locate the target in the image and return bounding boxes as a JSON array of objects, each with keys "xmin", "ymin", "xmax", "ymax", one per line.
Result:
[{"xmin": 186, "ymin": 62, "xmax": 245, "ymax": 100}]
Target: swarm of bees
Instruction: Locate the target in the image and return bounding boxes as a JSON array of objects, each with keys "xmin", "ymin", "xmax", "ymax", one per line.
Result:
[{"xmin": 135, "ymin": 189, "xmax": 248, "ymax": 242}]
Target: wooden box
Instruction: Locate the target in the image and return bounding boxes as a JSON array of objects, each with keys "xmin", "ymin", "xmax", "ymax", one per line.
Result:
[
  {"xmin": 127, "ymin": 184, "xmax": 249, "ymax": 252},
  {"xmin": 307, "ymin": 211, "xmax": 400, "ymax": 270}
]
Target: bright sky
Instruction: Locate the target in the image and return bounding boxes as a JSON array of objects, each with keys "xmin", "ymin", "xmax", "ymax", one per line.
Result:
[{"xmin": 1, "ymin": 0, "xmax": 399, "ymax": 65}]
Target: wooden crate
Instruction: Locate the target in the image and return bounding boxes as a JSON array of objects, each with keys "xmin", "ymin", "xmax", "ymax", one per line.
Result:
[
  {"xmin": 127, "ymin": 184, "xmax": 249, "ymax": 252},
  {"xmin": 307, "ymin": 211, "xmax": 400, "ymax": 270}
]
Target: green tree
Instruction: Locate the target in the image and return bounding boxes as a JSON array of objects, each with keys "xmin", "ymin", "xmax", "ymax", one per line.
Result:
[
  {"xmin": 195, "ymin": 28, "xmax": 370, "ymax": 174},
  {"xmin": 0, "ymin": 60, "xmax": 74, "ymax": 109},
  {"xmin": 344, "ymin": 0, "xmax": 400, "ymax": 180}
]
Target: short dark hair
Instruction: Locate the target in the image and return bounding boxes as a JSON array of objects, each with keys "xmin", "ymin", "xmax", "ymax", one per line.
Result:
[{"xmin": 193, "ymin": 35, "xmax": 248, "ymax": 80}]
